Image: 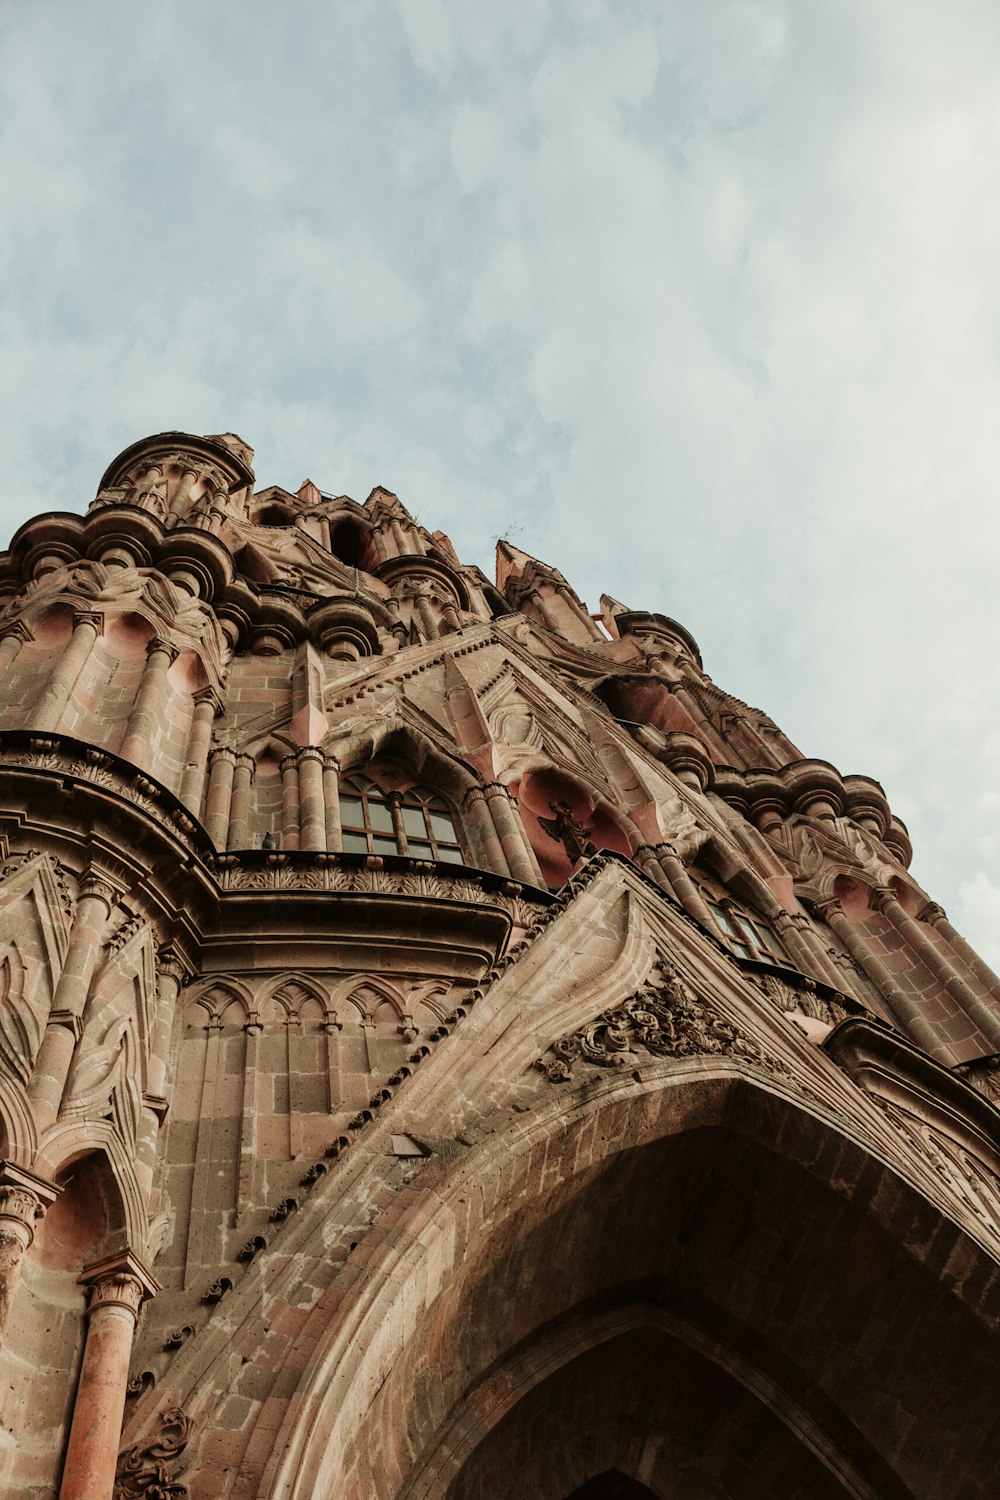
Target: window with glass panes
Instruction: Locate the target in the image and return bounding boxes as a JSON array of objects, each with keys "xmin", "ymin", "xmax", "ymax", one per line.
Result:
[
  {"xmin": 699, "ymin": 888, "xmax": 792, "ymax": 966},
  {"xmin": 338, "ymin": 775, "xmax": 464, "ymax": 863}
]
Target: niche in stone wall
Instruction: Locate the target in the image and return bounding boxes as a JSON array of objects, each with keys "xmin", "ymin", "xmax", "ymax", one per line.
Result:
[
  {"xmin": 329, "ymin": 515, "xmax": 379, "ymax": 573},
  {"xmin": 1, "ymin": 1153, "xmax": 124, "ymax": 1495},
  {"xmin": 514, "ymin": 767, "xmax": 632, "ymax": 889}
]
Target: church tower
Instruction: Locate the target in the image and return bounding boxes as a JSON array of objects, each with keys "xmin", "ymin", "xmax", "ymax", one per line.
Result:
[{"xmin": 0, "ymin": 430, "xmax": 998, "ymax": 1498}]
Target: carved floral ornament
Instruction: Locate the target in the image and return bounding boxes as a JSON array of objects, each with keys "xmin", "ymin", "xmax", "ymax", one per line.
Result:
[
  {"xmin": 537, "ymin": 965, "xmax": 789, "ymax": 1083},
  {"xmin": 114, "ymin": 1405, "xmax": 193, "ymax": 1500}
]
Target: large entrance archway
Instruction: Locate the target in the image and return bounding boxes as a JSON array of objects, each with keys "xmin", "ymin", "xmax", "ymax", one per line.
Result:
[{"xmin": 262, "ymin": 1068, "xmax": 1000, "ymax": 1500}]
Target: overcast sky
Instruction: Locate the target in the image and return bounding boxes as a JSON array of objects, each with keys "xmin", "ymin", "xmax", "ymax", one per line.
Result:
[{"xmin": 3, "ymin": 1, "xmax": 1000, "ymax": 966}]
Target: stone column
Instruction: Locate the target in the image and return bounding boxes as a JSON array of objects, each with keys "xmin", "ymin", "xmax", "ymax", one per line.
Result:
[
  {"xmin": 169, "ymin": 466, "xmax": 198, "ymax": 520},
  {"xmin": 441, "ymin": 600, "xmax": 461, "ymax": 633},
  {"xmin": 323, "ymin": 756, "xmax": 342, "ymax": 852},
  {"xmin": 415, "ymin": 591, "xmax": 439, "ymax": 642},
  {"xmin": 653, "ymin": 845, "xmax": 729, "ymax": 939},
  {"xmin": 0, "ymin": 1163, "xmax": 59, "ymax": 1347},
  {"xmin": 772, "ymin": 909, "xmax": 846, "ymax": 990},
  {"xmin": 557, "ymin": 584, "xmax": 603, "ymax": 641},
  {"xmin": 390, "ymin": 520, "xmax": 408, "ymax": 555},
  {"xmin": 280, "ymin": 754, "xmax": 301, "ymax": 850},
  {"xmin": 297, "ymin": 747, "xmax": 327, "ymax": 851},
  {"xmin": 134, "ymin": 951, "xmax": 184, "ymax": 1199},
  {"xmin": 526, "ymin": 589, "xmax": 558, "ymax": 632},
  {"xmin": 463, "ymin": 785, "xmax": 508, "ymax": 875},
  {"xmin": 919, "ymin": 901, "xmax": 1000, "ymax": 1007},
  {"xmin": 631, "ymin": 844, "xmax": 674, "ymax": 893},
  {"xmin": 483, "ymin": 783, "xmax": 544, "ymax": 886},
  {"xmin": 813, "ymin": 897, "xmax": 942, "ymax": 1056},
  {"xmin": 226, "ymin": 754, "xmax": 255, "ymax": 850},
  {"xmin": 134, "ymin": 463, "xmax": 163, "ymax": 507},
  {"xmin": 28, "ymin": 873, "xmax": 120, "ymax": 1133},
  {"xmin": 178, "ymin": 687, "xmax": 221, "ymax": 813},
  {"xmin": 31, "ymin": 612, "xmax": 101, "ymax": 733},
  {"xmin": 872, "ymin": 887, "xmax": 1000, "ymax": 1051},
  {"xmin": 0, "ymin": 624, "xmax": 28, "ymax": 678},
  {"xmin": 119, "ymin": 639, "xmax": 178, "ymax": 769},
  {"xmin": 669, "ymin": 683, "xmax": 730, "ymax": 761},
  {"xmin": 203, "ymin": 748, "xmax": 237, "ymax": 848},
  {"xmin": 59, "ymin": 1251, "xmax": 159, "ymax": 1500}
]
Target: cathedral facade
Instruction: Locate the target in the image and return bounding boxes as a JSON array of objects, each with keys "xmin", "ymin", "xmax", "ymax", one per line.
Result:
[{"xmin": 0, "ymin": 430, "xmax": 998, "ymax": 1499}]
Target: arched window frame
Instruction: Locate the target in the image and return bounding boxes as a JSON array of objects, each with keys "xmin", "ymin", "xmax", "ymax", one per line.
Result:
[
  {"xmin": 694, "ymin": 877, "xmax": 793, "ymax": 968},
  {"xmin": 338, "ymin": 767, "xmax": 465, "ymax": 864}
]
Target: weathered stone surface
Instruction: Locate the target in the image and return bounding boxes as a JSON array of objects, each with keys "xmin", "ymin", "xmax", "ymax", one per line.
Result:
[{"xmin": 0, "ymin": 430, "xmax": 998, "ymax": 1496}]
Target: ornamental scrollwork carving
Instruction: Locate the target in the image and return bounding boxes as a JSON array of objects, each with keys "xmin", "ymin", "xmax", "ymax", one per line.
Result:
[
  {"xmin": 537, "ymin": 966, "xmax": 789, "ymax": 1083},
  {"xmin": 114, "ymin": 1405, "xmax": 193, "ymax": 1500}
]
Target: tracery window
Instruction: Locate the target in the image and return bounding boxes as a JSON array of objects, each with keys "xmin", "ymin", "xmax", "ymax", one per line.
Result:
[
  {"xmin": 695, "ymin": 881, "xmax": 792, "ymax": 967},
  {"xmin": 339, "ymin": 772, "xmax": 464, "ymax": 863}
]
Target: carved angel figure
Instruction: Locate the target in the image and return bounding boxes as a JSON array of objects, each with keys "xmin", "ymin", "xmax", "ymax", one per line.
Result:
[{"xmin": 538, "ymin": 800, "xmax": 597, "ymax": 862}]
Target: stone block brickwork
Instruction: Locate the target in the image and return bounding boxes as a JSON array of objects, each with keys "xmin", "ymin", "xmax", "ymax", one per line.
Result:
[{"xmin": 0, "ymin": 430, "xmax": 997, "ymax": 1497}]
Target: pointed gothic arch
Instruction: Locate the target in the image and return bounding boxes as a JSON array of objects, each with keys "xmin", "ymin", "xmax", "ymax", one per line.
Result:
[
  {"xmin": 333, "ymin": 721, "xmax": 480, "ymax": 805},
  {"xmin": 218, "ymin": 1064, "xmax": 1000, "ymax": 1500}
]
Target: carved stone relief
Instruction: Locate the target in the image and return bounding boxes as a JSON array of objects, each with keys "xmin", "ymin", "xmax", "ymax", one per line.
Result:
[
  {"xmin": 537, "ymin": 964, "xmax": 789, "ymax": 1083},
  {"xmin": 114, "ymin": 1405, "xmax": 193, "ymax": 1499}
]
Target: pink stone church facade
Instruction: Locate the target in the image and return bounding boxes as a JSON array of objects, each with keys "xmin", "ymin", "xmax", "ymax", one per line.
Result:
[{"xmin": 0, "ymin": 429, "xmax": 998, "ymax": 1498}]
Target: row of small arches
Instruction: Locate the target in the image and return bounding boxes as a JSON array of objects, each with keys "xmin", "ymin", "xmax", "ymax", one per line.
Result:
[{"xmin": 188, "ymin": 974, "xmax": 450, "ymax": 1027}]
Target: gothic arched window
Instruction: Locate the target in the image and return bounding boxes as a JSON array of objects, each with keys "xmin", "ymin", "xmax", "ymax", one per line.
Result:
[
  {"xmin": 694, "ymin": 879, "xmax": 792, "ymax": 967},
  {"xmin": 339, "ymin": 772, "xmax": 464, "ymax": 863}
]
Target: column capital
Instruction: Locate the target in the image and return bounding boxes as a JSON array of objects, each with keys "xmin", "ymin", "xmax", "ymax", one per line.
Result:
[
  {"xmin": 869, "ymin": 885, "xmax": 898, "ymax": 915},
  {"xmin": 480, "ymin": 780, "xmax": 516, "ymax": 804},
  {"xmin": 79, "ymin": 868, "xmax": 127, "ymax": 914},
  {"xmin": 917, "ymin": 899, "xmax": 947, "ymax": 925},
  {"xmin": 808, "ymin": 895, "xmax": 843, "ymax": 923},
  {"xmin": 0, "ymin": 619, "xmax": 33, "ymax": 645},
  {"xmin": 192, "ymin": 684, "xmax": 224, "ymax": 714},
  {"xmin": 156, "ymin": 945, "xmax": 188, "ymax": 988},
  {"xmin": 296, "ymin": 745, "xmax": 326, "ymax": 766},
  {"xmin": 0, "ymin": 1161, "xmax": 59, "ymax": 1246},
  {"xmin": 72, "ymin": 609, "xmax": 104, "ymax": 632},
  {"xmin": 210, "ymin": 745, "xmax": 239, "ymax": 768},
  {"xmin": 80, "ymin": 1248, "xmax": 159, "ymax": 1318},
  {"xmin": 147, "ymin": 637, "xmax": 179, "ymax": 663}
]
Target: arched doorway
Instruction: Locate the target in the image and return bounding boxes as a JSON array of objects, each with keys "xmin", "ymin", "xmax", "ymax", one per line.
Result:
[{"xmin": 251, "ymin": 1070, "xmax": 996, "ymax": 1499}]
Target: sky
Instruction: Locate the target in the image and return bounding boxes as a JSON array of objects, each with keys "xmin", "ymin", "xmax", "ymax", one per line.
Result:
[{"xmin": 3, "ymin": 1, "xmax": 1000, "ymax": 965}]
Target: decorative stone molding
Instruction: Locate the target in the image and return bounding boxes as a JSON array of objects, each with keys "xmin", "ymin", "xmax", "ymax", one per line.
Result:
[
  {"xmin": 0, "ymin": 1161, "xmax": 59, "ymax": 1247},
  {"xmin": 537, "ymin": 965, "xmax": 789, "ymax": 1083},
  {"xmin": 0, "ymin": 733, "xmax": 207, "ymax": 854},
  {"xmin": 114, "ymin": 1404, "xmax": 193, "ymax": 1500},
  {"xmin": 214, "ymin": 855, "xmax": 529, "ymax": 905},
  {"xmin": 754, "ymin": 972, "xmax": 867, "ymax": 1029},
  {"xmin": 878, "ymin": 1099, "xmax": 1000, "ymax": 1241},
  {"xmin": 81, "ymin": 1248, "xmax": 160, "ymax": 1318},
  {"xmin": 955, "ymin": 1057, "xmax": 1000, "ymax": 1108}
]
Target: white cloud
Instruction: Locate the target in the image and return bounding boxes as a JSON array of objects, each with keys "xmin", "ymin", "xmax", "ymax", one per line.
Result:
[{"xmin": 2, "ymin": 0, "xmax": 1000, "ymax": 968}]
